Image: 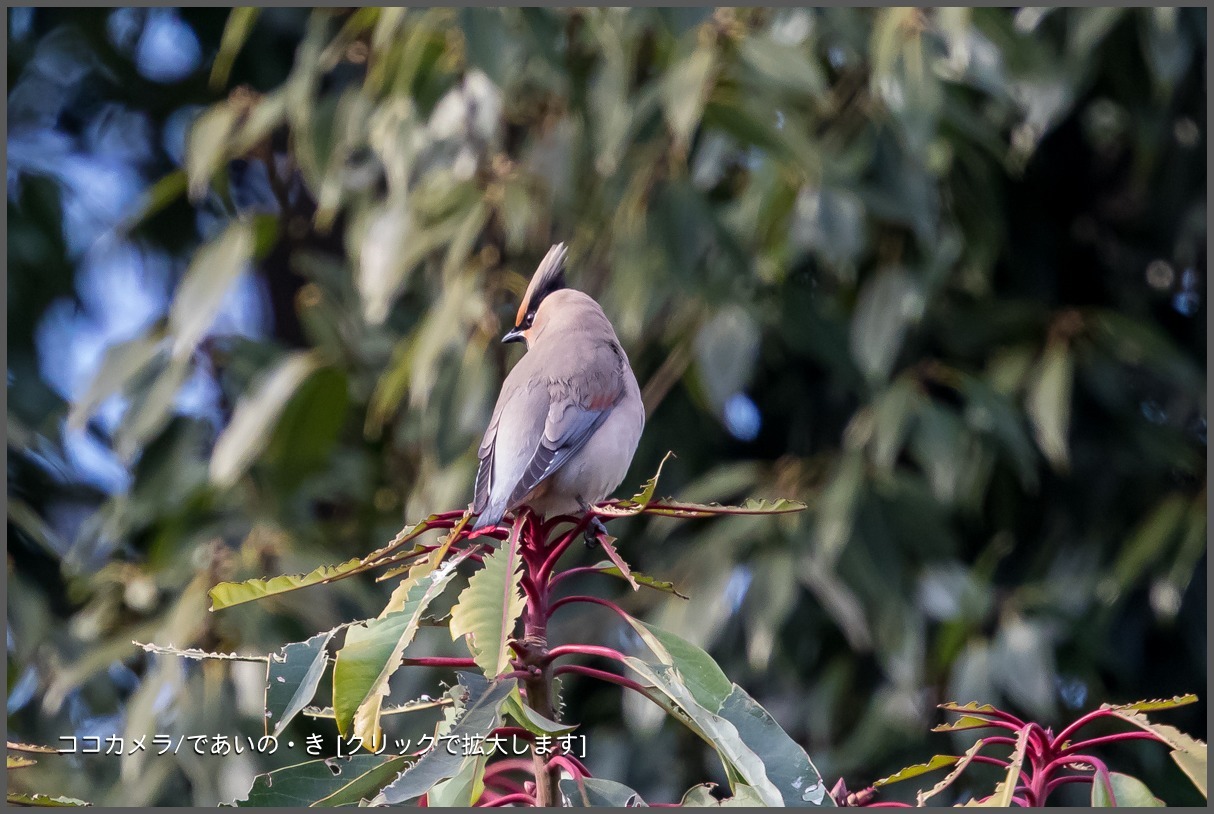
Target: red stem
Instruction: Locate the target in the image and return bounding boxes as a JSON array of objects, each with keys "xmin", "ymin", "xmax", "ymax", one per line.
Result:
[
  {"xmin": 1051, "ymin": 709, "xmax": 1112, "ymax": 750},
  {"xmin": 1043, "ymin": 773, "xmax": 1096, "ymax": 800},
  {"xmin": 539, "ymin": 515, "xmax": 594, "ymax": 582},
  {"xmin": 549, "ymin": 594, "xmax": 631, "ymax": 622},
  {"xmin": 548, "ymin": 565, "xmax": 608, "ymax": 588},
  {"xmin": 546, "ymin": 754, "xmax": 587, "ymax": 779},
  {"xmin": 554, "ymin": 663, "xmax": 650, "ymax": 696},
  {"xmin": 401, "ymin": 656, "xmax": 478, "ymax": 668},
  {"xmin": 544, "ymin": 644, "xmax": 628, "ymax": 664},
  {"xmin": 1060, "ymin": 732, "xmax": 1163, "ymax": 753}
]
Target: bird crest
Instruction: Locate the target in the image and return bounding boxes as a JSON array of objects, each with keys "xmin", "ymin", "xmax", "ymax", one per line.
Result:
[{"xmin": 516, "ymin": 243, "xmax": 569, "ymax": 327}]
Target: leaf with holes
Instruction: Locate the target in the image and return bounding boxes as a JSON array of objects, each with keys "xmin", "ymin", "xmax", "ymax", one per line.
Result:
[
  {"xmin": 373, "ymin": 673, "xmax": 515, "ymax": 805},
  {"xmin": 265, "ymin": 627, "xmax": 342, "ymax": 738},
  {"xmin": 230, "ymin": 754, "xmax": 413, "ymax": 807},
  {"xmin": 561, "ymin": 777, "xmax": 649, "ymax": 807}
]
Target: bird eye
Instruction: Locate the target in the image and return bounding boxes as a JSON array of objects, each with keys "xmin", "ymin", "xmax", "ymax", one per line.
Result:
[{"xmin": 523, "ymin": 311, "xmax": 535, "ymax": 328}]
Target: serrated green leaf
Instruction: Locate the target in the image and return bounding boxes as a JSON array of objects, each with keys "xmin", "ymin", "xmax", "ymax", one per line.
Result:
[
  {"xmin": 6, "ymin": 793, "xmax": 91, "ymax": 807},
  {"xmin": 1106, "ymin": 694, "xmax": 1199, "ymax": 713},
  {"xmin": 931, "ymin": 715, "xmax": 998, "ymax": 733},
  {"xmin": 333, "ymin": 549, "xmax": 471, "ymax": 748},
  {"xmin": 873, "ymin": 754, "xmax": 959, "ymax": 787},
  {"xmin": 634, "ymin": 497, "xmax": 808, "ymax": 519},
  {"xmin": 265, "ymin": 627, "xmax": 341, "ymax": 738},
  {"xmin": 593, "ymin": 451, "xmax": 675, "ymax": 517},
  {"xmin": 962, "ymin": 726, "xmax": 1027, "ymax": 806},
  {"xmin": 587, "ymin": 561, "xmax": 689, "ymax": 598},
  {"xmin": 1171, "ymin": 749, "xmax": 1206, "ymax": 798},
  {"xmin": 6, "ymin": 742, "xmax": 60, "ymax": 754},
  {"xmin": 594, "ymin": 533, "xmax": 638, "ymax": 591},
  {"xmin": 449, "ymin": 523, "xmax": 525, "ymax": 677},
  {"xmin": 8, "ymin": 755, "xmax": 37, "ymax": 769},
  {"xmin": 916, "ymin": 738, "xmax": 988, "ymax": 806},
  {"xmin": 229, "ymin": 754, "xmax": 412, "ymax": 807},
  {"xmin": 372, "ymin": 673, "xmax": 515, "ymax": 805},
  {"xmin": 503, "ymin": 685, "xmax": 577, "ymax": 736},
  {"xmin": 1091, "ymin": 770, "xmax": 1164, "ymax": 807},
  {"xmin": 209, "ymin": 557, "xmax": 364, "ymax": 611}
]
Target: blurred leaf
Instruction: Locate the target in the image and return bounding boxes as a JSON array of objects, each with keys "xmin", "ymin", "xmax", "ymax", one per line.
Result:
[
  {"xmin": 210, "ymin": 8, "xmax": 261, "ymax": 91},
  {"xmin": 1091, "ymin": 771, "xmax": 1164, "ymax": 807},
  {"xmin": 169, "ymin": 221, "xmax": 255, "ymax": 361},
  {"xmin": 850, "ymin": 267, "xmax": 923, "ymax": 383},
  {"xmin": 1025, "ymin": 340, "xmax": 1073, "ymax": 471},
  {"xmin": 634, "ymin": 497, "xmax": 808, "ymax": 519},
  {"xmin": 1107, "ymin": 494, "xmax": 1188, "ymax": 599},
  {"xmin": 448, "ymin": 527, "xmax": 525, "ymax": 678},
  {"xmin": 262, "ymin": 365, "xmax": 350, "ymax": 484},
  {"xmin": 265, "ymin": 627, "xmax": 340, "ymax": 738},
  {"xmin": 186, "ymin": 102, "xmax": 240, "ymax": 202},
  {"xmin": 209, "ymin": 352, "xmax": 322, "ymax": 489},
  {"xmin": 8, "ymin": 755, "xmax": 38, "ymax": 769},
  {"xmin": 662, "ymin": 41, "xmax": 716, "ymax": 152},
  {"xmin": 372, "ymin": 673, "xmax": 514, "ymax": 805},
  {"xmin": 230, "ymin": 754, "xmax": 413, "ymax": 807},
  {"xmin": 561, "ymin": 777, "xmax": 649, "ymax": 807}
]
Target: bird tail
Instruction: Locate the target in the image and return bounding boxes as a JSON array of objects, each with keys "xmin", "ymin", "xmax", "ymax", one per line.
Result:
[{"xmin": 470, "ymin": 501, "xmax": 506, "ymax": 533}]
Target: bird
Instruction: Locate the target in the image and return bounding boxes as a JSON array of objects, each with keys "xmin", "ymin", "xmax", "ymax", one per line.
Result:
[{"xmin": 470, "ymin": 243, "xmax": 645, "ymax": 537}]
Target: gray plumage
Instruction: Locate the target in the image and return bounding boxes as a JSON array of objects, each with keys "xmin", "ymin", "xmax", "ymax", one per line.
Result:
[{"xmin": 471, "ymin": 244, "xmax": 644, "ymax": 531}]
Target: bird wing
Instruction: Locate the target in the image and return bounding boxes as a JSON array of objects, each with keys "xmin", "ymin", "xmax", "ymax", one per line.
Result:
[
  {"xmin": 505, "ymin": 396, "xmax": 615, "ymax": 507},
  {"xmin": 472, "ymin": 394, "xmax": 507, "ymax": 515}
]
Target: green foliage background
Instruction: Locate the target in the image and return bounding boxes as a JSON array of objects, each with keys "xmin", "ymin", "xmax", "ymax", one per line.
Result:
[{"xmin": 7, "ymin": 7, "xmax": 1207, "ymax": 806}]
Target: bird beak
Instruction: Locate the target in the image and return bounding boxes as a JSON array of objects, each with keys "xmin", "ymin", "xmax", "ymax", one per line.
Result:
[{"xmin": 501, "ymin": 327, "xmax": 525, "ymax": 345}]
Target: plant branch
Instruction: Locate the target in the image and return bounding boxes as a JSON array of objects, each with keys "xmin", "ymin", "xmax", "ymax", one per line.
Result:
[
  {"xmin": 548, "ymin": 594, "xmax": 631, "ymax": 622},
  {"xmin": 553, "ymin": 663, "xmax": 651, "ymax": 696},
  {"xmin": 401, "ymin": 656, "xmax": 478, "ymax": 668},
  {"xmin": 543, "ymin": 644, "xmax": 628, "ymax": 664},
  {"xmin": 1060, "ymin": 732, "xmax": 1163, "ymax": 753}
]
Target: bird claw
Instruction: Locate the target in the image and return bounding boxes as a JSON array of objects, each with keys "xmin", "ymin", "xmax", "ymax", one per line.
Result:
[{"xmin": 583, "ymin": 516, "xmax": 608, "ymax": 548}]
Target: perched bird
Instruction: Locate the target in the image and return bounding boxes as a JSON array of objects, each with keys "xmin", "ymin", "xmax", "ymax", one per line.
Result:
[{"xmin": 471, "ymin": 243, "xmax": 645, "ymax": 535}]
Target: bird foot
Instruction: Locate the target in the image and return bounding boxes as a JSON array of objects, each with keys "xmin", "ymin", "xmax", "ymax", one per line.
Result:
[{"xmin": 583, "ymin": 516, "xmax": 608, "ymax": 548}]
